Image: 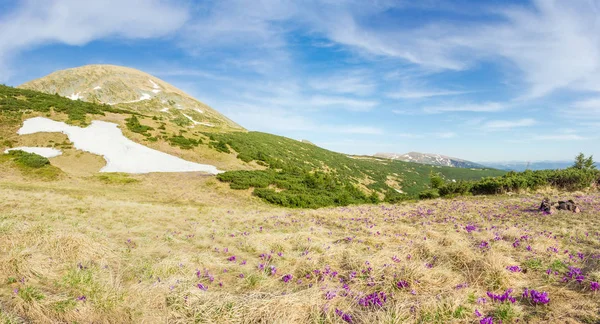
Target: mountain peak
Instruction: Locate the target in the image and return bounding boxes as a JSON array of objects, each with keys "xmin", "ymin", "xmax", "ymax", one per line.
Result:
[
  {"xmin": 374, "ymin": 151, "xmax": 487, "ymax": 169},
  {"xmin": 19, "ymin": 64, "xmax": 244, "ymax": 130}
]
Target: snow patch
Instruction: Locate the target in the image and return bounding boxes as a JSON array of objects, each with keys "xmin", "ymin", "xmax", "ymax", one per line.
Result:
[
  {"xmin": 17, "ymin": 117, "xmax": 222, "ymax": 174},
  {"xmin": 182, "ymin": 114, "xmax": 214, "ymax": 127},
  {"xmin": 149, "ymin": 80, "xmax": 161, "ymax": 93},
  {"xmin": 160, "ymin": 107, "xmax": 169, "ymax": 112},
  {"xmin": 93, "ymin": 86, "xmax": 102, "ymax": 90},
  {"xmin": 194, "ymin": 108, "xmax": 204, "ymax": 114},
  {"xmin": 4, "ymin": 147, "xmax": 63, "ymax": 158},
  {"xmin": 67, "ymin": 92, "xmax": 82, "ymax": 100}
]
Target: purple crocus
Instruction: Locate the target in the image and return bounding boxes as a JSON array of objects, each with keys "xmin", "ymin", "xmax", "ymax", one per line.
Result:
[
  {"xmin": 506, "ymin": 265, "xmax": 522, "ymax": 273},
  {"xmin": 282, "ymin": 274, "xmax": 293, "ymax": 283},
  {"xmin": 522, "ymin": 288, "xmax": 550, "ymax": 305},
  {"xmin": 465, "ymin": 224, "xmax": 477, "ymax": 233},
  {"xmin": 590, "ymin": 281, "xmax": 599, "ymax": 291},
  {"xmin": 480, "ymin": 317, "xmax": 494, "ymax": 324},
  {"xmin": 197, "ymin": 283, "xmax": 208, "ymax": 291},
  {"xmin": 396, "ymin": 280, "xmax": 410, "ymax": 289},
  {"xmin": 227, "ymin": 256, "xmax": 236, "ymax": 262},
  {"xmin": 335, "ymin": 309, "xmax": 353, "ymax": 323},
  {"xmin": 358, "ymin": 291, "xmax": 387, "ymax": 308},
  {"xmin": 487, "ymin": 289, "xmax": 516, "ymax": 303}
]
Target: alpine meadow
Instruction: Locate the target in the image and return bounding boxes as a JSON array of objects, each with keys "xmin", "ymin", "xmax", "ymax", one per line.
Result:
[{"xmin": 1, "ymin": 1, "xmax": 600, "ymax": 324}]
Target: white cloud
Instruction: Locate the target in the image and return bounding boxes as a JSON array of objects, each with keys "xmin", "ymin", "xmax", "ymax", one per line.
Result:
[
  {"xmin": 0, "ymin": 0, "xmax": 189, "ymax": 81},
  {"xmin": 533, "ymin": 134, "xmax": 588, "ymax": 141},
  {"xmin": 308, "ymin": 96, "xmax": 379, "ymax": 111},
  {"xmin": 483, "ymin": 118, "xmax": 536, "ymax": 130},
  {"xmin": 434, "ymin": 132, "xmax": 457, "ymax": 139},
  {"xmin": 308, "ymin": 71, "xmax": 376, "ymax": 96},
  {"xmin": 387, "ymin": 89, "xmax": 470, "ymax": 99},
  {"xmin": 423, "ymin": 102, "xmax": 506, "ymax": 114}
]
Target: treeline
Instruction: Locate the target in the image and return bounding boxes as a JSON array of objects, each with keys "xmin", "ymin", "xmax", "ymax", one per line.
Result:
[{"xmin": 423, "ymin": 154, "xmax": 599, "ymax": 199}]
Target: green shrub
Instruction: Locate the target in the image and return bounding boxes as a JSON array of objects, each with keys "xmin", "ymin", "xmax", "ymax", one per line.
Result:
[
  {"xmin": 418, "ymin": 189, "xmax": 440, "ymax": 199},
  {"xmin": 168, "ymin": 135, "xmax": 201, "ymax": 149},
  {"xmin": 7, "ymin": 150, "xmax": 50, "ymax": 168},
  {"xmin": 125, "ymin": 115, "xmax": 153, "ymax": 136}
]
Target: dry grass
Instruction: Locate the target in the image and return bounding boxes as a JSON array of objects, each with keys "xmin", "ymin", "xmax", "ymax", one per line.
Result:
[{"xmin": 0, "ymin": 166, "xmax": 599, "ymax": 323}]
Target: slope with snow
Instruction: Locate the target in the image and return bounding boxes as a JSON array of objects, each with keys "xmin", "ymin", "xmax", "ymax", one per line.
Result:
[
  {"xmin": 374, "ymin": 152, "xmax": 487, "ymax": 169},
  {"xmin": 17, "ymin": 117, "xmax": 222, "ymax": 174},
  {"xmin": 19, "ymin": 64, "xmax": 244, "ymax": 131}
]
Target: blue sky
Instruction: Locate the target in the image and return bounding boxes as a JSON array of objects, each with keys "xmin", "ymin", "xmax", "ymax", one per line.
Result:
[{"xmin": 1, "ymin": 0, "xmax": 599, "ymax": 162}]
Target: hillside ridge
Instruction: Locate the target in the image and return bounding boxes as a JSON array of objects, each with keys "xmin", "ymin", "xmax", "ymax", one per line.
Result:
[{"xmin": 19, "ymin": 64, "xmax": 244, "ymax": 131}]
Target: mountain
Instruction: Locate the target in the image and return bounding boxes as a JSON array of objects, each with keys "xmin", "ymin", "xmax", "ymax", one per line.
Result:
[
  {"xmin": 480, "ymin": 161, "xmax": 600, "ymax": 171},
  {"xmin": 1, "ymin": 65, "xmax": 506, "ymax": 208},
  {"xmin": 374, "ymin": 152, "xmax": 488, "ymax": 169},
  {"xmin": 19, "ymin": 64, "xmax": 244, "ymax": 131}
]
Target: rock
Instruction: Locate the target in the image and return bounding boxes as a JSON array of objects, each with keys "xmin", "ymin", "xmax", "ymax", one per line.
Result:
[{"xmin": 540, "ymin": 198, "xmax": 580, "ymax": 213}]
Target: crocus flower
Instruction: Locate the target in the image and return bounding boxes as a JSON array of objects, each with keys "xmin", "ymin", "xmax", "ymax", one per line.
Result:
[
  {"xmin": 506, "ymin": 265, "xmax": 522, "ymax": 273},
  {"xmin": 358, "ymin": 291, "xmax": 387, "ymax": 308},
  {"xmin": 590, "ymin": 282, "xmax": 599, "ymax": 291},
  {"xmin": 282, "ymin": 274, "xmax": 293, "ymax": 283},
  {"xmin": 335, "ymin": 309, "xmax": 353, "ymax": 323},
  {"xmin": 480, "ymin": 317, "xmax": 494, "ymax": 324},
  {"xmin": 396, "ymin": 280, "xmax": 410, "ymax": 289},
  {"xmin": 487, "ymin": 289, "xmax": 516, "ymax": 303}
]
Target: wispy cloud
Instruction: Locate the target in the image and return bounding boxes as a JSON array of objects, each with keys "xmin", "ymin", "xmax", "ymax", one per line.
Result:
[
  {"xmin": 533, "ymin": 134, "xmax": 589, "ymax": 141},
  {"xmin": 0, "ymin": 0, "xmax": 189, "ymax": 81},
  {"xmin": 387, "ymin": 89, "xmax": 470, "ymax": 99},
  {"xmin": 483, "ymin": 118, "xmax": 537, "ymax": 130},
  {"xmin": 423, "ymin": 102, "xmax": 506, "ymax": 114},
  {"xmin": 308, "ymin": 71, "xmax": 376, "ymax": 96},
  {"xmin": 308, "ymin": 96, "xmax": 379, "ymax": 112}
]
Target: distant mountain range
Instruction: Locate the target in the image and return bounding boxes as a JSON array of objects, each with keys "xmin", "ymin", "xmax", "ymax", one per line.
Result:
[
  {"xmin": 374, "ymin": 152, "xmax": 488, "ymax": 169},
  {"xmin": 478, "ymin": 161, "xmax": 600, "ymax": 171}
]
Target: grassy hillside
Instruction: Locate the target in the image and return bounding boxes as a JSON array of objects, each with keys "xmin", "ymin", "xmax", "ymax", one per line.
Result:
[
  {"xmin": 1, "ymin": 84, "xmax": 505, "ymax": 208},
  {"xmin": 208, "ymin": 131, "xmax": 506, "ymax": 207},
  {"xmin": 0, "ymin": 169, "xmax": 598, "ymax": 323}
]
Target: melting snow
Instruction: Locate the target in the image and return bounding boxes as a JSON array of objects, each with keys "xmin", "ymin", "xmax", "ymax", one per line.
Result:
[
  {"xmin": 109, "ymin": 92, "xmax": 153, "ymax": 105},
  {"xmin": 183, "ymin": 114, "xmax": 214, "ymax": 127},
  {"xmin": 160, "ymin": 107, "xmax": 169, "ymax": 112},
  {"xmin": 93, "ymin": 86, "xmax": 102, "ymax": 90},
  {"xmin": 67, "ymin": 92, "xmax": 82, "ymax": 100},
  {"xmin": 194, "ymin": 108, "xmax": 204, "ymax": 114},
  {"xmin": 149, "ymin": 79, "xmax": 161, "ymax": 93},
  {"xmin": 4, "ymin": 147, "xmax": 63, "ymax": 158},
  {"xmin": 17, "ymin": 117, "xmax": 222, "ymax": 174}
]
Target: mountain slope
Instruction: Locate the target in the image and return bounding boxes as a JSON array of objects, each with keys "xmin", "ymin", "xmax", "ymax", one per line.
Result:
[
  {"xmin": 19, "ymin": 64, "xmax": 244, "ymax": 131},
  {"xmin": 2, "ymin": 65, "xmax": 506, "ymax": 208},
  {"xmin": 375, "ymin": 152, "xmax": 487, "ymax": 169}
]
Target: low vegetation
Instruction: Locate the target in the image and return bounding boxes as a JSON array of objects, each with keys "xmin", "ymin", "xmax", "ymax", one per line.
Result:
[
  {"xmin": 426, "ymin": 154, "xmax": 600, "ymax": 199},
  {"xmin": 0, "ymin": 84, "xmax": 131, "ymax": 124},
  {"xmin": 209, "ymin": 131, "xmax": 505, "ymax": 208},
  {"xmin": 1, "ymin": 150, "xmax": 62, "ymax": 180}
]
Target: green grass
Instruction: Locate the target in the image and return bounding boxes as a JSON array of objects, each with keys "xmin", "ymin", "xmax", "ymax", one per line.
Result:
[
  {"xmin": 209, "ymin": 131, "xmax": 506, "ymax": 207},
  {"xmin": 6, "ymin": 150, "xmax": 50, "ymax": 168},
  {"xmin": 94, "ymin": 173, "xmax": 139, "ymax": 184}
]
